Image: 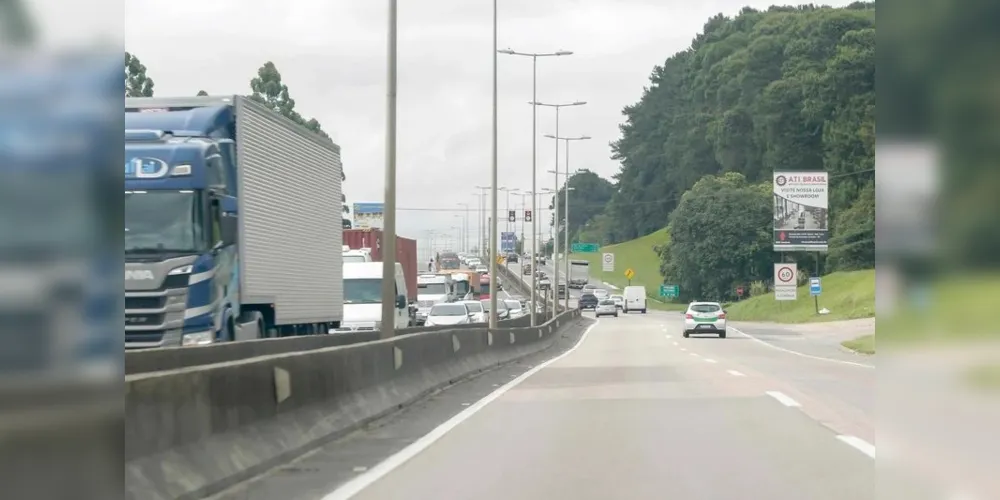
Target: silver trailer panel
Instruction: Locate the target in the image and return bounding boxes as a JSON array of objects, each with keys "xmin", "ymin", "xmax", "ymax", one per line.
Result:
[{"xmin": 235, "ymin": 96, "xmax": 343, "ymax": 325}]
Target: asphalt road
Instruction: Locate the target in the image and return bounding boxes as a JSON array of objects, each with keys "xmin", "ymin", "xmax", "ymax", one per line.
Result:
[{"xmin": 215, "ymin": 309, "xmax": 896, "ymax": 500}]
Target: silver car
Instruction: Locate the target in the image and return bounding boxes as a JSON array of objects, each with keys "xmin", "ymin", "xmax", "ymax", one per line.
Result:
[{"xmin": 595, "ymin": 299, "xmax": 618, "ymax": 318}]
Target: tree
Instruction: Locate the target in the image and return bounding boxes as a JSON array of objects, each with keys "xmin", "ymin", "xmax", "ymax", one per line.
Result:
[
  {"xmin": 248, "ymin": 61, "xmax": 331, "ymax": 139},
  {"xmin": 606, "ymin": 3, "xmax": 876, "ymax": 266},
  {"xmin": 658, "ymin": 173, "xmax": 773, "ymax": 301},
  {"xmin": 125, "ymin": 52, "xmax": 154, "ymax": 97},
  {"xmin": 551, "ymin": 169, "xmax": 615, "ymax": 245},
  {"xmin": 196, "ymin": 90, "xmax": 208, "ymax": 96}
]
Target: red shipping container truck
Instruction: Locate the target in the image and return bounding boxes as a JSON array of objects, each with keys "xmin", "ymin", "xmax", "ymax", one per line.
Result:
[{"xmin": 343, "ymin": 229, "xmax": 419, "ymax": 302}]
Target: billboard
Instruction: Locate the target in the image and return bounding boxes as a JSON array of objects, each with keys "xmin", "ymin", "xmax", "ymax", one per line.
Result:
[
  {"xmin": 773, "ymin": 172, "xmax": 828, "ymax": 251},
  {"xmin": 352, "ymin": 202, "xmax": 384, "ymax": 229},
  {"xmin": 500, "ymin": 232, "xmax": 516, "ymax": 253}
]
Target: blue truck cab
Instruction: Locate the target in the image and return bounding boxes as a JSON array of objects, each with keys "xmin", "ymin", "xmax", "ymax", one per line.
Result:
[
  {"xmin": 124, "ymin": 104, "xmax": 241, "ymax": 348},
  {"xmin": 125, "ymin": 96, "xmax": 345, "ymax": 349}
]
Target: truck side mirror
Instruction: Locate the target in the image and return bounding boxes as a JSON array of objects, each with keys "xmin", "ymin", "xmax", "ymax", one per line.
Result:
[
  {"xmin": 220, "ymin": 215, "xmax": 238, "ymax": 246},
  {"xmin": 396, "ymin": 295, "xmax": 407, "ymax": 309}
]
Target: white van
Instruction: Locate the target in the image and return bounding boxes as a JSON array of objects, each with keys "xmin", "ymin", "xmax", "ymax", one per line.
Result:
[
  {"xmin": 336, "ymin": 262, "xmax": 409, "ymax": 331},
  {"xmin": 343, "ymin": 248, "xmax": 373, "ymax": 263},
  {"xmin": 623, "ymin": 285, "xmax": 647, "ymax": 314}
]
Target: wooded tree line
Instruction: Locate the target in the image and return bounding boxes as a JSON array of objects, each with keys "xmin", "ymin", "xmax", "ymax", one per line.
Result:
[
  {"xmin": 124, "ymin": 54, "xmax": 352, "ymax": 225},
  {"xmin": 558, "ymin": 3, "xmax": 875, "ymax": 301}
]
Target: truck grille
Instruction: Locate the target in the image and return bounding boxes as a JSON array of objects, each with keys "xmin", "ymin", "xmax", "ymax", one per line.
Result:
[{"xmin": 124, "ymin": 296, "xmax": 164, "ymax": 309}]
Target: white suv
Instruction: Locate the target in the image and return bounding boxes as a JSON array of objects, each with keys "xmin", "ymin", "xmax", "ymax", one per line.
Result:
[{"xmin": 683, "ymin": 302, "xmax": 727, "ymax": 338}]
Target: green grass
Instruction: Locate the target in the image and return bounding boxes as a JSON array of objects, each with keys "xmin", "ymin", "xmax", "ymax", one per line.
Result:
[
  {"xmin": 842, "ymin": 334, "xmax": 875, "ymax": 354},
  {"xmin": 568, "ymin": 229, "xmax": 687, "ymax": 307},
  {"xmin": 725, "ymin": 269, "xmax": 875, "ymax": 323},
  {"xmin": 967, "ymin": 364, "xmax": 1000, "ymax": 391}
]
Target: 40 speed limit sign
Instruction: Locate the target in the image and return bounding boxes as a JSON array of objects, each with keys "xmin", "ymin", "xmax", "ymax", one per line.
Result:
[{"xmin": 773, "ymin": 263, "xmax": 797, "ymax": 301}]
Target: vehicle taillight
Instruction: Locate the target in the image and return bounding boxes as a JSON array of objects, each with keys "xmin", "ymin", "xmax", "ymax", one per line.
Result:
[
  {"xmin": 685, "ymin": 314, "xmax": 693, "ymax": 319},
  {"xmin": 718, "ymin": 313, "xmax": 726, "ymax": 319}
]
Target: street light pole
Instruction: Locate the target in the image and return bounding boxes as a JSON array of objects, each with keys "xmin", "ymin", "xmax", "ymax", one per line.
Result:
[
  {"xmin": 489, "ymin": 0, "xmax": 499, "ymax": 328},
  {"xmin": 534, "ymin": 102, "xmax": 586, "ymax": 310},
  {"xmin": 545, "ymin": 133, "xmax": 591, "ymax": 310},
  {"xmin": 498, "ymin": 48, "xmax": 571, "ymax": 325},
  {"xmin": 475, "ymin": 186, "xmax": 488, "ymax": 257},
  {"xmin": 380, "ymin": 0, "xmax": 398, "ymax": 339}
]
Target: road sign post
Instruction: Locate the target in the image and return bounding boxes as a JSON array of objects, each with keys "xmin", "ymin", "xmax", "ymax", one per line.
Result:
[
  {"xmin": 602, "ymin": 253, "xmax": 615, "ymax": 272},
  {"xmin": 571, "ymin": 242, "xmax": 600, "ymax": 253},
  {"xmin": 809, "ymin": 277, "xmax": 821, "ymax": 314},
  {"xmin": 774, "ymin": 263, "xmax": 798, "ymax": 301}
]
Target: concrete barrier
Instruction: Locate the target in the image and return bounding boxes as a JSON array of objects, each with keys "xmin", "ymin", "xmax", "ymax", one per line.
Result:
[
  {"xmin": 126, "ymin": 315, "xmax": 534, "ymax": 375},
  {"xmin": 125, "ymin": 309, "xmax": 584, "ymax": 500}
]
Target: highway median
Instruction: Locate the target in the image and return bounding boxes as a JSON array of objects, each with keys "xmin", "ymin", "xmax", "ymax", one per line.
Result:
[{"xmin": 125, "ymin": 309, "xmax": 587, "ymax": 500}]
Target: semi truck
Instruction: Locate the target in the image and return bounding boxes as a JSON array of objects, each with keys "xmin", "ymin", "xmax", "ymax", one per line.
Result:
[
  {"xmin": 124, "ymin": 95, "xmax": 344, "ymax": 348},
  {"xmin": 342, "ymin": 228, "xmax": 418, "ymax": 303},
  {"xmin": 569, "ymin": 260, "xmax": 591, "ymax": 288}
]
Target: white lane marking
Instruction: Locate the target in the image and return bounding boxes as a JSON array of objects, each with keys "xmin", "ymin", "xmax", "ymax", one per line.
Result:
[
  {"xmin": 663, "ymin": 334, "xmax": 671, "ymax": 339},
  {"xmin": 689, "ymin": 352, "xmax": 700, "ymax": 358},
  {"xmin": 679, "ymin": 347, "xmax": 688, "ymax": 352},
  {"xmin": 704, "ymin": 358, "xmax": 717, "ymax": 363},
  {"xmin": 727, "ymin": 369, "xmax": 745, "ymax": 377},
  {"xmin": 672, "ymin": 341, "xmax": 679, "ymax": 346},
  {"xmin": 322, "ymin": 321, "xmax": 601, "ymax": 500},
  {"xmin": 729, "ymin": 326, "xmax": 874, "ymax": 369},
  {"xmin": 765, "ymin": 391, "xmax": 801, "ymax": 407},
  {"xmin": 836, "ymin": 435, "xmax": 876, "ymax": 459}
]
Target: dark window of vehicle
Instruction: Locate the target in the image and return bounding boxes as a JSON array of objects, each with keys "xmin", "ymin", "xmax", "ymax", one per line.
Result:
[
  {"xmin": 690, "ymin": 304, "xmax": 722, "ymax": 313},
  {"xmin": 599, "ymin": 300, "xmax": 615, "ymax": 305},
  {"xmin": 581, "ymin": 294, "xmax": 596, "ymax": 301},
  {"xmin": 463, "ymin": 302, "xmax": 483, "ymax": 313}
]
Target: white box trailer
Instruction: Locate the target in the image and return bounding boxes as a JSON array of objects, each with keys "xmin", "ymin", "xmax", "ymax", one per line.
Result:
[{"xmin": 234, "ymin": 96, "xmax": 343, "ymax": 328}]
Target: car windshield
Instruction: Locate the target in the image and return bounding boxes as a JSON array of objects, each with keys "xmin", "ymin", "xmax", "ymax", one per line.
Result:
[
  {"xmin": 418, "ymin": 283, "xmax": 448, "ymax": 295},
  {"xmin": 125, "ymin": 190, "xmax": 205, "ymax": 254},
  {"xmin": 504, "ymin": 300, "xmax": 521, "ymax": 310},
  {"xmin": 462, "ymin": 301, "xmax": 483, "ymax": 313},
  {"xmin": 481, "ymin": 299, "xmax": 507, "ymax": 311},
  {"xmin": 344, "ymin": 278, "xmax": 383, "ymax": 304},
  {"xmin": 430, "ymin": 304, "xmax": 467, "ymax": 316},
  {"xmin": 343, "ymin": 254, "xmax": 368, "ymax": 263},
  {"xmin": 611, "ymin": 296, "xmax": 623, "ymax": 301},
  {"xmin": 690, "ymin": 304, "xmax": 722, "ymax": 313}
]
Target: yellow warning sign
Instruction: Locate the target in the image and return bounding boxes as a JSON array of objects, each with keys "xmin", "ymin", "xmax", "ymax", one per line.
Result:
[{"xmin": 624, "ymin": 268, "xmax": 635, "ymax": 280}]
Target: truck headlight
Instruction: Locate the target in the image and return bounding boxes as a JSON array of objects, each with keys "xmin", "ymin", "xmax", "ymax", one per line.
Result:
[
  {"xmin": 168, "ymin": 264, "xmax": 193, "ymax": 275},
  {"xmin": 182, "ymin": 330, "xmax": 213, "ymax": 346}
]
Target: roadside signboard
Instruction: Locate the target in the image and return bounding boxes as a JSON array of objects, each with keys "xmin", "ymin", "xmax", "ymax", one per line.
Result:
[
  {"xmin": 602, "ymin": 253, "xmax": 615, "ymax": 272},
  {"xmin": 659, "ymin": 284, "xmax": 679, "ymax": 298},
  {"xmin": 773, "ymin": 172, "xmax": 828, "ymax": 252},
  {"xmin": 495, "ymin": 255, "xmax": 505, "ymax": 265},
  {"xmin": 624, "ymin": 268, "xmax": 635, "ymax": 280},
  {"xmin": 353, "ymin": 202, "xmax": 384, "ymax": 229},
  {"xmin": 571, "ymin": 242, "xmax": 600, "ymax": 253},
  {"xmin": 809, "ymin": 277, "xmax": 822, "ymax": 296},
  {"xmin": 774, "ymin": 263, "xmax": 798, "ymax": 301},
  {"xmin": 500, "ymin": 232, "xmax": 516, "ymax": 253}
]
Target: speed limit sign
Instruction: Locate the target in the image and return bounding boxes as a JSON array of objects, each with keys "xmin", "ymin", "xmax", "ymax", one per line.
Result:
[
  {"xmin": 774, "ymin": 263, "xmax": 797, "ymax": 301},
  {"xmin": 602, "ymin": 252, "xmax": 615, "ymax": 272}
]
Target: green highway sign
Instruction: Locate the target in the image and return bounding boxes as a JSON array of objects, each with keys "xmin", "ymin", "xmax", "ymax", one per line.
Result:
[
  {"xmin": 659, "ymin": 284, "xmax": 679, "ymax": 298},
  {"xmin": 571, "ymin": 242, "xmax": 600, "ymax": 253}
]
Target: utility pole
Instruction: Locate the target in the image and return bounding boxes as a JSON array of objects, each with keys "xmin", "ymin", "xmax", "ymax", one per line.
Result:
[{"xmin": 380, "ymin": 0, "xmax": 398, "ymax": 339}]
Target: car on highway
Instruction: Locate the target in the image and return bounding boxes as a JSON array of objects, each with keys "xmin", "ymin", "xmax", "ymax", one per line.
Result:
[
  {"xmin": 460, "ymin": 300, "xmax": 487, "ymax": 323},
  {"xmin": 623, "ymin": 285, "xmax": 647, "ymax": 314},
  {"xmin": 522, "ymin": 263, "xmax": 532, "ymax": 275},
  {"xmin": 557, "ymin": 284, "xmax": 566, "ymax": 298},
  {"xmin": 475, "ymin": 265, "xmax": 488, "ymax": 274},
  {"xmin": 683, "ymin": 301, "xmax": 727, "ymax": 338},
  {"xmin": 593, "ymin": 289, "xmax": 609, "ymax": 300},
  {"xmin": 578, "ymin": 293, "xmax": 599, "ymax": 310},
  {"xmin": 481, "ymin": 298, "xmax": 510, "ymax": 320},
  {"xmin": 506, "ymin": 253, "xmax": 519, "ymax": 263},
  {"xmin": 504, "ymin": 299, "xmax": 525, "ymax": 319},
  {"xmin": 425, "ymin": 303, "xmax": 472, "ymax": 327},
  {"xmin": 582, "ymin": 283, "xmax": 597, "ymax": 293},
  {"xmin": 595, "ymin": 299, "xmax": 618, "ymax": 318},
  {"xmin": 610, "ymin": 294, "xmax": 624, "ymax": 309}
]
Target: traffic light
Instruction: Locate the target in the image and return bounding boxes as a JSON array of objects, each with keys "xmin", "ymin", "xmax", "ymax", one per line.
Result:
[
  {"xmin": 524, "ymin": 210, "xmax": 532, "ymax": 222},
  {"xmin": 508, "ymin": 210, "xmax": 516, "ymax": 223}
]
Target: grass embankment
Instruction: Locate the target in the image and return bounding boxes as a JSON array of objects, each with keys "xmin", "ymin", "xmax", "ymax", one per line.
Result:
[
  {"xmin": 878, "ymin": 273, "xmax": 1000, "ymax": 345},
  {"xmin": 567, "ymin": 229, "xmax": 686, "ymax": 311},
  {"xmin": 841, "ymin": 334, "xmax": 875, "ymax": 354},
  {"xmin": 726, "ymin": 269, "xmax": 875, "ymax": 323}
]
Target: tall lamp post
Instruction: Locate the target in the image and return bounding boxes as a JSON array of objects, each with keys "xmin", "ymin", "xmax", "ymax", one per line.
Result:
[
  {"xmin": 534, "ymin": 101, "xmax": 586, "ymax": 310},
  {"xmin": 475, "ymin": 185, "xmax": 489, "ymax": 257},
  {"xmin": 456, "ymin": 203, "xmax": 470, "ymax": 252},
  {"xmin": 498, "ymin": 47, "xmax": 572, "ymax": 325},
  {"xmin": 381, "ymin": 0, "xmax": 399, "ymax": 339},
  {"xmin": 545, "ymin": 133, "xmax": 591, "ymax": 310}
]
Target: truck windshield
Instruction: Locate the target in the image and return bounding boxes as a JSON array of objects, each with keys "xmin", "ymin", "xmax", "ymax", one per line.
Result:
[
  {"xmin": 453, "ymin": 280, "xmax": 470, "ymax": 297},
  {"xmin": 418, "ymin": 283, "xmax": 448, "ymax": 295},
  {"xmin": 125, "ymin": 190, "xmax": 204, "ymax": 254},
  {"xmin": 344, "ymin": 278, "xmax": 382, "ymax": 304},
  {"xmin": 0, "ymin": 171, "xmax": 99, "ymax": 252},
  {"xmin": 343, "ymin": 254, "xmax": 368, "ymax": 263}
]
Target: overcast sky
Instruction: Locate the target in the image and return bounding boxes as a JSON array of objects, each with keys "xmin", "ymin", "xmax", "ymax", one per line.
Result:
[{"xmin": 119, "ymin": 0, "xmax": 850, "ymax": 254}]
